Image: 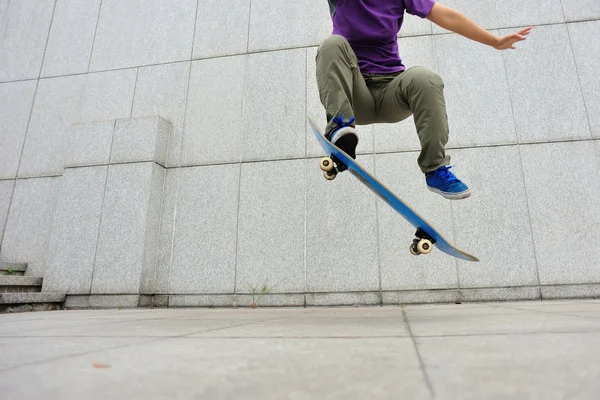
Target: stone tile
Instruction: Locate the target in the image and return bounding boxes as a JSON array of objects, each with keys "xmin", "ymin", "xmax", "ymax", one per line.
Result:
[
  {"xmin": 64, "ymin": 294, "xmax": 141, "ymax": 309},
  {"xmin": 562, "ymin": 0, "xmax": 600, "ymax": 21},
  {"xmin": 306, "ymin": 292, "xmax": 381, "ymax": 307},
  {"xmin": 306, "ymin": 155, "xmax": 379, "ymax": 292},
  {"xmin": 399, "ymin": 13, "xmax": 432, "ymax": 37},
  {"xmin": 502, "ymin": 24, "xmax": 590, "ymax": 143},
  {"xmin": 542, "ymin": 284, "xmax": 600, "ymax": 300},
  {"xmin": 79, "ymin": 69, "xmax": 137, "ymax": 123},
  {"xmin": 460, "ymin": 286, "xmax": 541, "ymax": 302},
  {"xmin": 243, "ymin": 49, "xmax": 306, "ymax": 161},
  {"xmin": 306, "ymin": 0, "xmax": 333, "ymax": 47},
  {"xmin": 0, "ymin": 180, "xmax": 14, "ymax": 244},
  {"xmin": 18, "ymin": 75, "xmax": 85, "ymax": 178},
  {"xmin": 373, "ymin": 36, "xmax": 438, "ymax": 153},
  {"xmin": 0, "ymin": 0, "xmax": 55, "ymax": 81},
  {"xmin": 235, "ymin": 294, "xmax": 305, "ymax": 308},
  {"xmin": 568, "ymin": 21, "xmax": 600, "ymax": 138},
  {"xmin": 183, "ymin": 56, "xmax": 245, "ymax": 165},
  {"xmin": 168, "ymin": 294, "xmax": 235, "ymax": 308},
  {"xmin": 65, "ymin": 121, "xmax": 114, "ymax": 167},
  {"xmin": 383, "ymin": 290, "xmax": 460, "ymax": 305},
  {"xmin": 132, "ymin": 62, "xmax": 190, "ymax": 168},
  {"xmin": 520, "ymin": 141, "xmax": 600, "ymax": 285},
  {"xmin": 154, "ymin": 168, "xmax": 179, "ymax": 294},
  {"xmin": 248, "ymin": 0, "xmax": 306, "ymax": 52},
  {"xmin": 111, "ymin": 116, "xmax": 170, "ymax": 165},
  {"xmin": 43, "ymin": 166, "xmax": 107, "ymax": 294},
  {"xmin": 495, "ymin": 0, "xmax": 564, "ymax": 27},
  {"xmin": 236, "ymin": 160, "xmax": 305, "ymax": 293},
  {"xmin": 0, "ymin": 337, "xmax": 145, "ymax": 369},
  {"xmin": 169, "ymin": 164, "xmax": 239, "ymax": 294},
  {"xmin": 434, "ymin": 32, "xmax": 517, "ymax": 148},
  {"xmin": 89, "ymin": 0, "xmax": 196, "ymax": 71},
  {"xmin": 0, "ymin": 338, "xmax": 429, "ymax": 399},
  {"xmin": 139, "ymin": 164, "xmax": 164, "ymax": 294},
  {"xmin": 0, "ymin": 80, "xmax": 37, "ymax": 179},
  {"xmin": 192, "ymin": 0, "xmax": 250, "ymax": 58},
  {"xmin": 40, "ymin": 0, "xmax": 101, "ymax": 77},
  {"xmin": 0, "ymin": 177, "xmax": 60, "ymax": 276},
  {"xmin": 305, "ymin": 47, "xmax": 375, "ymax": 158},
  {"xmin": 432, "ymin": 0, "xmax": 498, "ymax": 33},
  {"xmin": 91, "ymin": 163, "xmax": 164, "ymax": 294},
  {"xmin": 375, "ymin": 152, "xmax": 458, "ymax": 290},
  {"xmin": 450, "ymin": 146, "xmax": 538, "ymax": 287}
]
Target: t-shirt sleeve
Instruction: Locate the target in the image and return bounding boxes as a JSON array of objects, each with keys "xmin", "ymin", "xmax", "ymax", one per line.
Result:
[{"xmin": 404, "ymin": 0, "xmax": 436, "ymax": 18}]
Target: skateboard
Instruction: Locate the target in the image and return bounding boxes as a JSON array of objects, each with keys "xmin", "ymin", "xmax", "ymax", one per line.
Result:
[{"xmin": 308, "ymin": 117, "xmax": 479, "ymax": 262}]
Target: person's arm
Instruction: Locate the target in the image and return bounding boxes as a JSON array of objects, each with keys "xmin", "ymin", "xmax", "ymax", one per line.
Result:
[{"xmin": 426, "ymin": 3, "xmax": 531, "ymax": 50}]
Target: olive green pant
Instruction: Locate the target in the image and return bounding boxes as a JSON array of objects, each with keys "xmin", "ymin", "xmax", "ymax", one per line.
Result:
[{"xmin": 316, "ymin": 34, "xmax": 451, "ymax": 173}]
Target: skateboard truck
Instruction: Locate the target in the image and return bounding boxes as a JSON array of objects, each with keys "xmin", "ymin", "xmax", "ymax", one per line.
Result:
[
  {"xmin": 410, "ymin": 228, "xmax": 435, "ymax": 256},
  {"xmin": 319, "ymin": 154, "xmax": 347, "ymax": 180}
]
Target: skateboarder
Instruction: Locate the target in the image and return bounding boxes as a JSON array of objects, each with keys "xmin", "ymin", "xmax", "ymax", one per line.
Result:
[{"xmin": 317, "ymin": 1, "xmax": 531, "ymax": 200}]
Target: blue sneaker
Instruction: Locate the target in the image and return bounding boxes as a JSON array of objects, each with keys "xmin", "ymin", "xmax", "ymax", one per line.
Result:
[
  {"xmin": 426, "ymin": 166, "xmax": 471, "ymax": 200},
  {"xmin": 325, "ymin": 115, "xmax": 358, "ymax": 159}
]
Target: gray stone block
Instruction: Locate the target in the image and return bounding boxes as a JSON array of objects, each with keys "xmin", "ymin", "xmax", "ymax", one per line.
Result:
[
  {"xmin": 64, "ymin": 294, "xmax": 140, "ymax": 309},
  {"xmin": 434, "ymin": 32, "xmax": 517, "ymax": 148},
  {"xmin": 373, "ymin": 36, "xmax": 437, "ymax": 154},
  {"xmin": 502, "ymin": 24, "xmax": 590, "ymax": 143},
  {"xmin": 19, "ymin": 75, "xmax": 85, "ymax": 178},
  {"xmin": 306, "ymin": 155, "xmax": 379, "ymax": 292},
  {"xmin": 154, "ymin": 168, "xmax": 179, "ymax": 294},
  {"xmin": 139, "ymin": 164, "xmax": 164, "ymax": 294},
  {"xmin": 183, "ymin": 57, "xmax": 246, "ymax": 166},
  {"xmin": 0, "ymin": 177, "xmax": 60, "ymax": 276},
  {"xmin": 568, "ymin": 21, "xmax": 600, "ymax": 138},
  {"xmin": 248, "ymin": 0, "xmax": 306, "ymax": 51},
  {"xmin": 432, "ymin": 0, "xmax": 498, "ymax": 33},
  {"xmin": 0, "ymin": 180, "xmax": 14, "ymax": 244},
  {"xmin": 460, "ymin": 287, "xmax": 541, "ymax": 302},
  {"xmin": 65, "ymin": 121, "xmax": 114, "ymax": 167},
  {"xmin": 40, "ymin": 0, "xmax": 101, "ymax": 77},
  {"xmin": 561, "ymin": 0, "xmax": 600, "ymax": 21},
  {"xmin": 236, "ymin": 160, "xmax": 305, "ymax": 294},
  {"xmin": 450, "ymin": 146, "xmax": 538, "ymax": 288},
  {"xmin": 132, "ymin": 62, "xmax": 190, "ymax": 167},
  {"xmin": 92, "ymin": 163, "xmax": 164, "ymax": 294},
  {"xmin": 496, "ymin": 0, "xmax": 564, "ymax": 27},
  {"xmin": 79, "ymin": 69, "xmax": 137, "ymax": 123},
  {"xmin": 111, "ymin": 116, "xmax": 170, "ymax": 166},
  {"xmin": 0, "ymin": 0, "xmax": 54, "ymax": 81},
  {"xmin": 0, "ymin": 81, "xmax": 37, "ymax": 179},
  {"xmin": 541, "ymin": 284, "xmax": 600, "ymax": 300},
  {"xmin": 193, "ymin": 0, "xmax": 250, "ymax": 58},
  {"xmin": 236, "ymin": 294, "xmax": 305, "ymax": 308},
  {"xmin": 89, "ymin": 0, "xmax": 196, "ymax": 71},
  {"xmin": 306, "ymin": 0, "xmax": 333, "ymax": 47},
  {"xmin": 375, "ymin": 152, "xmax": 458, "ymax": 290},
  {"xmin": 169, "ymin": 295, "xmax": 235, "ymax": 308},
  {"xmin": 383, "ymin": 290, "xmax": 460, "ymax": 305},
  {"xmin": 520, "ymin": 141, "xmax": 600, "ymax": 285},
  {"xmin": 43, "ymin": 166, "xmax": 107, "ymax": 294},
  {"xmin": 169, "ymin": 164, "xmax": 239, "ymax": 294},
  {"xmin": 306, "ymin": 292, "xmax": 380, "ymax": 307},
  {"xmin": 0, "ymin": 292, "xmax": 65, "ymax": 305},
  {"xmin": 244, "ymin": 49, "xmax": 306, "ymax": 161}
]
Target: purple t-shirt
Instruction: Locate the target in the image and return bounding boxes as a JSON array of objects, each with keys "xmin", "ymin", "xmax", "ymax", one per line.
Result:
[{"xmin": 329, "ymin": 0, "xmax": 436, "ymax": 74}]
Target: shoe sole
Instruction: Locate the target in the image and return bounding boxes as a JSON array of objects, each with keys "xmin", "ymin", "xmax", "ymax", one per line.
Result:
[{"xmin": 427, "ymin": 186, "xmax": 472, "ymax": 200}]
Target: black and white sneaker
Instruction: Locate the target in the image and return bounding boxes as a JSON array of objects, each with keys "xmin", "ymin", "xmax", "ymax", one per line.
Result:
[{"xmin": 325, "ymin": 116, "xmax": 359, "ymax": 159}]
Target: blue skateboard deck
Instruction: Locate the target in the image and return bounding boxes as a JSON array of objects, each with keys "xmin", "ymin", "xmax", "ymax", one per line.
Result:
[{"xmin": 309, "ymin": 117, "xmax": 479, "ymax": 262}]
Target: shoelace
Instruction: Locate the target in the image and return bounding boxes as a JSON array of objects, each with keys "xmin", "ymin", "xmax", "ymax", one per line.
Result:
[
  {"xmin": 437, "ymin": 166, "xmax": 459, "ymax": 183},
  {"xmin": 332, "ymin": 114, "xmax": 355, "ymax": 127}
]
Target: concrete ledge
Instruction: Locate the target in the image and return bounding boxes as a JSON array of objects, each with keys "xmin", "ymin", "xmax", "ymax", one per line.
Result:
[
  {"xmin": 65, "ymin": 295, "xmax": 141, "ymax": 309},
  {"xmin": 383, "ymin": 289, "xmax": 460, "ymax": 305},
  {"xmin": 0, "ymin": 276, "xmax": 42, "ymax": 286},
  {"xmin": 542, "ymin": 283, "xmax": 600, "ymax": 299},
  {"xmin": 306, "ymin": 292, "xmax": 380, "ymax": 307},
  {"xmin": 0, "ymin": 262, "xmax": 27, "ymax": 275},
  {"xmin": 460, "ymin": 286, "xmax": 541, "ymax": 302},
  {"xmin": 0, "ymin": 292, "xmax": 65, "ymax": 304}
]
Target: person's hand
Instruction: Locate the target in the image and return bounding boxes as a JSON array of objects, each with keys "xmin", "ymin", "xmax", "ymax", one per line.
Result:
[{"xmin": 493, "ymin": 27, "xmax": 532, "ymax": 50}]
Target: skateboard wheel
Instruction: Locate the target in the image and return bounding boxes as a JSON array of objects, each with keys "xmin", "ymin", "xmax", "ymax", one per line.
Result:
[
  {"xmin": 410, "ymin": 245, "xmax": 420, "ymax": 256},
  {"xmin": 417, "ymin": 239, "xmax": 433, "ymax": 254},
  {"xmin": 319, "ymin": 157, "xmax": 334, "ymax": 172},
  {"xmin": 323, "ymin": 170, "xmax": 337, "ymax": 180}
]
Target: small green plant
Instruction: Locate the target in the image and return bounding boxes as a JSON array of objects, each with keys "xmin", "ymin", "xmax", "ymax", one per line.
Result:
[
  {"xmin": 248, "ymin": 281, "xmax": 275, "ymax": 309},
  {"xmin": 6, "ymin": 268, "xmax": 13, "ymax": 276}
]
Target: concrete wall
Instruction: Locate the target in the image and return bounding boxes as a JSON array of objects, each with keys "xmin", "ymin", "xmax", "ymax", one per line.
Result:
[{"xmin": 1, "ymin": 0, "xmax": 599, "ymax": 307}]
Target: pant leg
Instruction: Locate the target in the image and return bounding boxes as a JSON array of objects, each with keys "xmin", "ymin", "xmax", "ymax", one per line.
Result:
[
  {"xmin": 315, "ymin": 35, "xmax": 376, "ymax": 136},
  {"xmin": 372, "ymin": 66, "xmax": 451, "ymax": 173}
]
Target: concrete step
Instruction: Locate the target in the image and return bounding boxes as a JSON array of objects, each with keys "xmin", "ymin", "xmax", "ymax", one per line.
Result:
[
  {"xmin": 0, "ymin": 275, "xmax": 43, "ymax": 293},
  {"xmin": 0, "ymin": 292, "xmax": 65, "ymax": 313},
  {"xmin": 0, "ymin": 262, "xmax": 27, "ymax": 276}
]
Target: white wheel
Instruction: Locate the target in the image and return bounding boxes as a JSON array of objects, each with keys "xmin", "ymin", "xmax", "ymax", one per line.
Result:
[
  {"xmin": 323, "ymin": 170, "xmax": 337, "ymax": 180},
  {"xmin": 417, "ymin": 239, "xmax": 433, "ymax": 254},
  {"xmin": 410, "ymin": 245, "xmax": 419, "ymax": 256},
  {"xmin": 319, "ymin": 157, "xmax": 334, "ymax": 172}
]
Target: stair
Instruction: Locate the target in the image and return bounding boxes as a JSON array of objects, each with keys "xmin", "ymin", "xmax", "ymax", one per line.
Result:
[{"xmin": 0, "ymin": 262, "xmax": 65, "ymax": 313}]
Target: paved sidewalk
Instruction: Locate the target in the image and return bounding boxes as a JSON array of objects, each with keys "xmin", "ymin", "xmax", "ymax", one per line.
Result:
[{"xmin": 1, "ymin": 300, "xmax": 600, "ymax": 399}]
